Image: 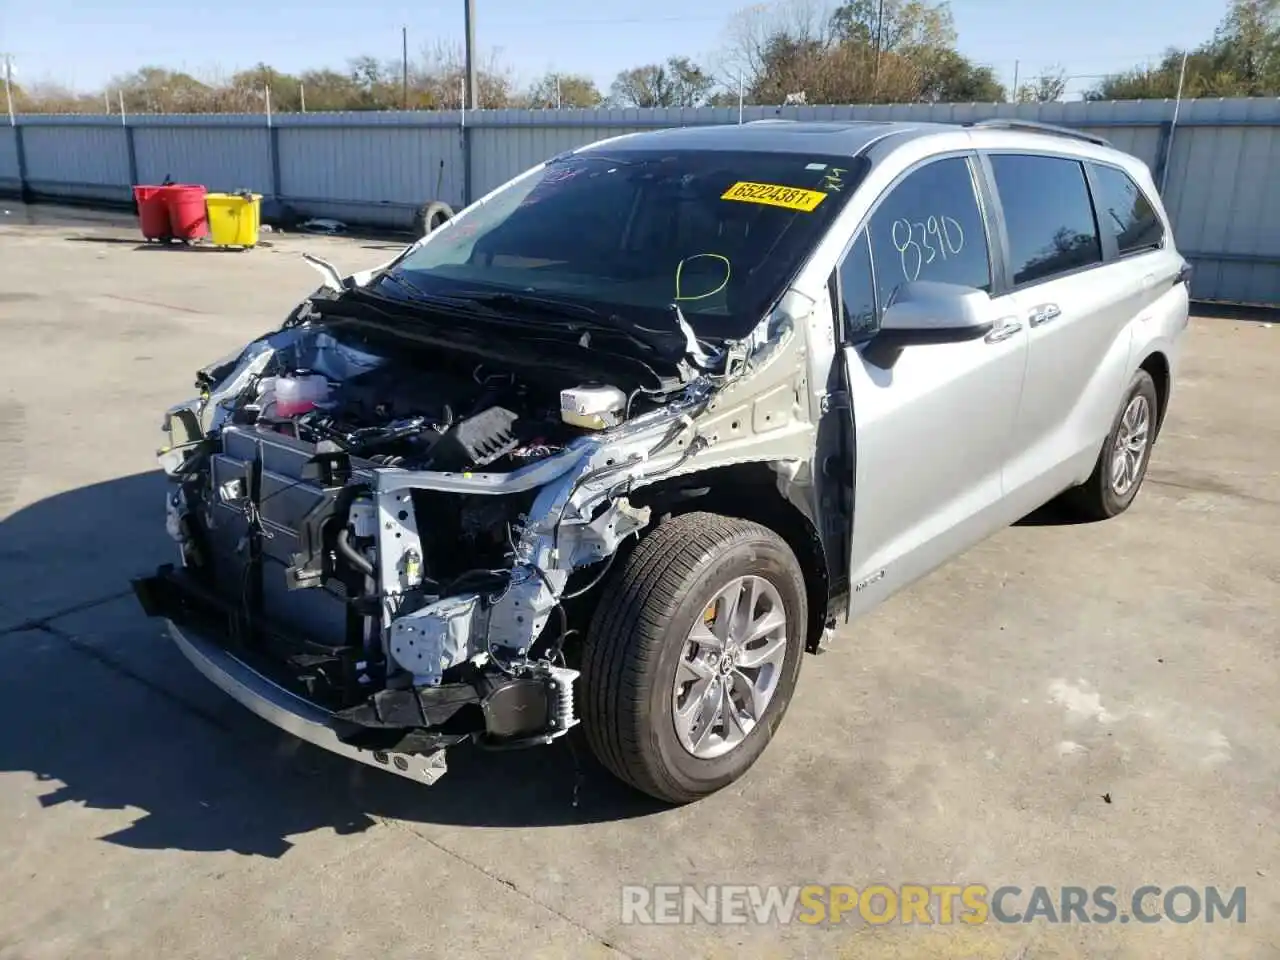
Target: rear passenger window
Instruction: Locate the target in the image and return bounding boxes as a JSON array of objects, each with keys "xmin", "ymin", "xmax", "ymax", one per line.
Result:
[
  {"xmin": 867, "ymin": 157, "xmax": 991, "ymax": 307},
  {"xmin": 837, "ymin": 231, "xmax": 877, "ymax": 341},
  {"xmin": 989, "ymin": 155, "xmax": 1102, "ymax": 286},
  {"xmin": 1089, "ymin": 163, "xmax": 1164, "ymax": 255}
]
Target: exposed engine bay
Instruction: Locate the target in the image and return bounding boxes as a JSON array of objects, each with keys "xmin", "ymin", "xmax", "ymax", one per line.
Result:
[{"xmin": 130, "ymin": 282, "xmax": 749, "ymax": 778}]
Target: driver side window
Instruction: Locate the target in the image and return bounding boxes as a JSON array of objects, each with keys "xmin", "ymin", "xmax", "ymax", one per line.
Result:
[{"xmin": 867, "ymin": 156, "xmax": 992, "ymax": 307}]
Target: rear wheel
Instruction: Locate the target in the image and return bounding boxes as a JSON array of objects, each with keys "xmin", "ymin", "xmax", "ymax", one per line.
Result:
[
  {"xmin": 1064, "ymin": 369, "xmax": 1158, "ymax": 520},
  {"xmin": 581, "ymin": 512, "xmax": 807, "ymax": 804}
]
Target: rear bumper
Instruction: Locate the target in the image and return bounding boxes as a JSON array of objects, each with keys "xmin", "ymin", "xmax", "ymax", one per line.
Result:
[{"xmin": 167, "ymin": 617, "xmax": 449, "ymax": 784}]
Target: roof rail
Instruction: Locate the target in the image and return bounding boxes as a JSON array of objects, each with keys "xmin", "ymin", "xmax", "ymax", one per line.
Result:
[{"xmin": 964, "ymin": 118, "xmax": 1111, "ymax": 148}]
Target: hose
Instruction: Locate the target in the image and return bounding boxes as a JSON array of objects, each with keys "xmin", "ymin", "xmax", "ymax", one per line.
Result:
[{"xmin": 336, "ymin": 528, "xmax": 374, "ymax": 577}]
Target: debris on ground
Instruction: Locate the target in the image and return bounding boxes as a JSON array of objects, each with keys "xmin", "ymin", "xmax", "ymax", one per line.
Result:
[{"xmin": 300, "ymin": 218, "xmax": 347, "ymax": 234}]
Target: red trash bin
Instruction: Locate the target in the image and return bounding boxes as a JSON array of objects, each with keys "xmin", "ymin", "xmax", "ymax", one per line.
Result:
[
  {"xmin": 163, "ymin": 184, "xmax": 210, "ymax": 242},
  {"xmin": 133, "ymin": 185, "xmax": 171, "ymax": 241}
]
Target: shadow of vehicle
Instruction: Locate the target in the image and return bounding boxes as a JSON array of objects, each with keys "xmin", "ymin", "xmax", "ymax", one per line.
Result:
[
  {"xmin": 1014, "ymin": 497, "xmax": 1099, "ymax": 527},
  {"xmin": 0, "ymin": 471, "xmax": 665, "ymax": 858}
]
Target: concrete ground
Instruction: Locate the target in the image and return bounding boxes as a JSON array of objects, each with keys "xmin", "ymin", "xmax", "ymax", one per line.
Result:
[{"xmin": 0, "ymin": 206, "xmax": 1276, "ymax": 960}]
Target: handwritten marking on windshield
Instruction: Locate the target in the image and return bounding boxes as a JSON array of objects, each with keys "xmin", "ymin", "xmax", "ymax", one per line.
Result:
[
  {"xmin": 675, "ymin": 254, "xmax": 732, "ymax": 301},
  {"xmin": 891, "ymin": 215, "xmax": 965, "ymax": 281}
]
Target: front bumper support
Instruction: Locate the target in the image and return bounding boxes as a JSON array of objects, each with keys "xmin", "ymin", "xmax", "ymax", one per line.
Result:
[{"xmin": 168, "ymin": 618, "xmax": 449, "ymax": 784}]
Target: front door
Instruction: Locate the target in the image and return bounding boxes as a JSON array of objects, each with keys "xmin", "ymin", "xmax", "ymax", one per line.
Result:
[{"xmin": 837, "ymin": 155, "xmax": 1029, "ymax": 618}]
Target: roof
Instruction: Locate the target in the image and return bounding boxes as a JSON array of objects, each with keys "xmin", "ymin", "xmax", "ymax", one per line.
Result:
[
  {"xmin": 577, "ymin": 120, "xmax": 950, "ymax": 158},
  {"xmin": 576, "ymin": 118, "xmax": 1123, "ymax": 163}
]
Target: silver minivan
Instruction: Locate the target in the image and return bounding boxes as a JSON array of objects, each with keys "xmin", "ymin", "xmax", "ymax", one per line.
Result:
[{"xmin": 134, "ymin": 119, "xmax": 1191, "ymax": 803}]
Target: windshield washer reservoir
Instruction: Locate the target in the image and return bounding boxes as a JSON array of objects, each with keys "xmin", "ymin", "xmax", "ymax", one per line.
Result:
[{"xmin": 560, "ymin": 383, "xmax": 627, "ymax": 430}]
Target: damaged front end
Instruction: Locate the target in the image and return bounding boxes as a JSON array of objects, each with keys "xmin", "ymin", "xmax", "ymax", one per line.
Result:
[{"xmin": 132, "ymin": 272, "xmax": 819, "ymax": 785}]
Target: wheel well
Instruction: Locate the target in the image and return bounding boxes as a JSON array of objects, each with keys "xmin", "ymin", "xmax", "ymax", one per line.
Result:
[
  {"xmin": 629, "ymin": 463, "xmax": 831, "ymax": 653},
  {"xmin": 1139, "ymin": 351, "xmax": 1171, "ymax": 439}
]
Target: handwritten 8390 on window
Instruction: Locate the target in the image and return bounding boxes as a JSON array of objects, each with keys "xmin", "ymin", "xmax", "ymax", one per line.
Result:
[{"xmin": 890, "ymin": 216, "xmax": 966, "ymax": 283}]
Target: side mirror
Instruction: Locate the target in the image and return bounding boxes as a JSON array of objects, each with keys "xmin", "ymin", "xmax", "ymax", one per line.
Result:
[{"xmin": 875, "ymin": 281, "xmax": 994, "ymax": 347}]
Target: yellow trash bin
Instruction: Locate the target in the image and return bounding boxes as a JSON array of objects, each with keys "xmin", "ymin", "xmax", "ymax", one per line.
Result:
[{"xmin": 206, "ymin": 192, "xmax": 262, "ymax": 248}]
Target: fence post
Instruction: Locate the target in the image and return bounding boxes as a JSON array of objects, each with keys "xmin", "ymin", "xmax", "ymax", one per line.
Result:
[
  {"xmin": 269, "ymin": 125, "xmax": 282, "ymax": 201},
  {"xmin": 462, "ymin": 123, "xmax": 473, "ymax": 207},
  {"xmin": 124, "ymin": 121, "xmax": 139, "ymax": 188},
  {"xmin": 1151, "ymin": 120, "xmax": 1173, "ymax": 195},
  {"xmin": 13, "ymin": 122, "xmax": 30, "ymax": 202}
]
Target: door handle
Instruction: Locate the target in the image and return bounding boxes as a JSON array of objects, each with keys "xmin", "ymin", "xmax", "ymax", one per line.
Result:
[
  {"xmin": 1141, "ymin": 273, "xmax": 1157, "ymax": 290},
  {"xmin": 985, "ymin": 317, "xmax": 1023, "ymax": 343},
  {"xmin": 1028, "ymin": 303, "xmax": 1061, "ymax": 327}
]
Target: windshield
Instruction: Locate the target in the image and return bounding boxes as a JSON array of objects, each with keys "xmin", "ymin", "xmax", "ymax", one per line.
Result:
[{"xmin": 388, "ymin": 148, "xmax": 867, "ymax": 340}]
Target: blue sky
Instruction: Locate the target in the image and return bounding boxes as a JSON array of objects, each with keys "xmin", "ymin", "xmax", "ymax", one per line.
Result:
[{"xmin": 2, "ymin": 0, "xmax": 1226, "ymax": 100}]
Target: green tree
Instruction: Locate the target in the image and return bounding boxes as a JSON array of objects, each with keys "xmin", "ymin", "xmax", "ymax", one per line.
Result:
[
  {"xmin": 296, "ymin": 69, "xmax": 364, "ymax": 111},
  {"xmin": 526, "ymin": 72, "xmax": 603, "ymax": 108},
  {"xmin": 1091, "ymin": 0, "xmax": 1279, "ymax": 98},
  {"xmin": 229, "ymin": 63, "xmax": 302, "ymax": 112},
  {"xmin": 610, "ymin": 56, "xmax": 715, "ymax": 108},
  {"xmin": 916, "ymin": 49, "xmax": 1005, "ymax": 102},
  {"xmin": 111, "ymin": 67, "xmax": 212, "ymax": 113}
]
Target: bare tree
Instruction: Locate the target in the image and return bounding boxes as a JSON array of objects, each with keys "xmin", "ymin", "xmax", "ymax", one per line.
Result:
[
  {"xmin": 414, "ymin": 41, "xmax": 516, "ymax": 108},
  {"xmin": 1016, "ymin": 65, "xmax": 1067, "ymax": 103}
]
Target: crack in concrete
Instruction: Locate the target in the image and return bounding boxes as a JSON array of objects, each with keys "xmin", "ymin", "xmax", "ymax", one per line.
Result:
[
  {"xmin": 0, "ymin": 588, "xmax": 137, "ymax": 638},
  {"xmin": 0, "ymin": 589, "xmax": 138, "ymax": 637},
  {"xmin": 383, "ymin": 818, "xmax": 639, "ymax": 960},
  {"xmin": 29, "ymin": 619, "xmax": 235, "ymax": 735}
]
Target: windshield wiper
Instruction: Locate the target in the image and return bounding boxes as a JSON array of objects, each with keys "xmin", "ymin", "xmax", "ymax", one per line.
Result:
[
  {"xmin": 459, "ymin": 290, "xmax": 605, "ymax": 320},
  {"xmin": 376, "ymin": 268, "xmax": 433, "ymax": 300},
  {"xmin": 450, "ymin": 290, "xmax": 677, "ymax": 355}
]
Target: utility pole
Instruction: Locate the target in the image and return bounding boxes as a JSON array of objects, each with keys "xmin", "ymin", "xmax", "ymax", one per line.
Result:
[
  {"xmin": 3, "ymin": 54, "xmax": 15, "ymax": 126},
  {"xmin": 1160, "ymin": 51, "xmax": 1190, "ymax": 195},
  {"xmin": 463, "ymin": 0, "xmax": 479, "ymax": 110},
  {"xmin": 402, "ymin": 26, "xmax": 409, "ymax": 109},
  {"xmin": 1012, "ymin": 60, "xmax": 1020, "ymax": 101},
  {"xmin": 872, "ymin": 0, "xmax": 885, "ymax": 98}
]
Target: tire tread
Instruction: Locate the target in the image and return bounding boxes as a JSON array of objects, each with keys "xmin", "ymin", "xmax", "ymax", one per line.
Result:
[{"xmin": 581, "ymin": 511, "xmax": 798, "ymax": 802}]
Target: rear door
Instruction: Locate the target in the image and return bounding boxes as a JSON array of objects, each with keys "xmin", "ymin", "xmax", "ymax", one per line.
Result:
[
  {"xmin": 839, "ymin": 154, "xmax": 1029, "ymax": 617},
  {"xmin": 979, "ymin": 152, "xmax": 1138, "ymax": 508}
]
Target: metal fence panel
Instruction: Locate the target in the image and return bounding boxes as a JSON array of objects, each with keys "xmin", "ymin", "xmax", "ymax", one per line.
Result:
[
  {"xmin": 19, "ymin": 124, "xmax": 131, "ymax": 201},
  {"xmin": 2, "ymin": 99, "xmax": 1278, "ymax": 303},
  {"xmin": 0, "ymin": 128, "xmax": 18, "ymax": 188},
  {"xmin": 132, "ymin": 125, "xmax": 273, "ymax": 194},
  {"xmin": 468, "ymin": 123, "xmax": 652, "ymax": 197},
  {"xmin": 1160, "ymin": 118, "xmax": 1280, "ymax": 302},
  {"xmin": 277, "ymin": 124, "xmax": 464, "ymax": 228}
]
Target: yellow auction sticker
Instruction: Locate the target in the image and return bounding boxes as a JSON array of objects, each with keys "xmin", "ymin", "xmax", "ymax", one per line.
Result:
[{"xmin": 721, "ymin": 181, "xmax": 828, "ymax": 212}]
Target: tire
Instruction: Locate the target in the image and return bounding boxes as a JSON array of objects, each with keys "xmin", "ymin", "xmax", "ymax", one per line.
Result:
[
  {"xmin": 412, "ymin": 200, "xmax": 454, "ymax": 237},
  {"xmin": 1063, "ymin": 369, "xmax": 1159, "ymax": 521},
  {"xmin": 581, "ymin": 512, "xmax": 808, "ymax": 804}
]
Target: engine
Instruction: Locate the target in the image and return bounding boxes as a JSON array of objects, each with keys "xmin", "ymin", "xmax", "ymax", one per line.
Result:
[{"xmin": 240, "ymin": 356, "xmax": 575, "ymax": 472}]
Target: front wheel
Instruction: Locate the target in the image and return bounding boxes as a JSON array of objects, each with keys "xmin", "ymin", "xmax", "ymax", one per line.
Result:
[{"xmin": 581, "ymin": 512, "xmax": 808, "ymax": 804}]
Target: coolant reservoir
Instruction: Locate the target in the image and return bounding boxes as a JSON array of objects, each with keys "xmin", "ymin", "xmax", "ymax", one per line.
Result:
[
  {"xmin": 561, "ymin": 383, "xmax": 626, "ymax": 430},
  {"xmin": 275, "ymin": 372, "xmax": 329, "ymax": 417}
]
